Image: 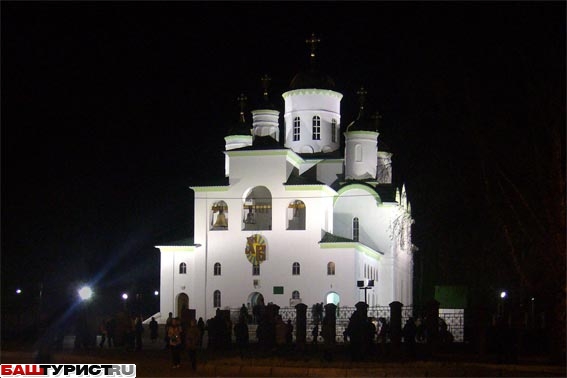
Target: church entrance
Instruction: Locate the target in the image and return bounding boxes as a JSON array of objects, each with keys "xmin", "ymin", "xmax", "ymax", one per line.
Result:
[
  {"xmin": 247, "ymin": 292, "xmax": 264, "ymax": 308},
  {"xmin": 326, "ymin": 291, "xmax": 340, "ymax": 306},
  {"xmin": 177, "ymin": 293, "xmax": 189, "ymax": 318}
]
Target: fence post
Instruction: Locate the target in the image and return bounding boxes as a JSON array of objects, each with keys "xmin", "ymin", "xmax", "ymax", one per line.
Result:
[
  {"xmin": 389, "ymin": 301, "xmax": 403, "ymax": 358},
  {"xmin": 323, "ymin": 303, "xmax": 337, "ymax": 360},
  {"xmin": 295, "ymin": 303, "xmax": 307, "ymax": 350}
]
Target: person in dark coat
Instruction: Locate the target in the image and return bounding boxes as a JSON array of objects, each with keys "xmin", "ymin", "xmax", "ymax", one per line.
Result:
[
  {"xmin": 402, "ymin": 317, "xmax": 417, "ymax": 359},
  {"xmin": 149, "ymin": 317, "xmax": 158, "ymax": 343},
  {"xmin": 197, "ymin": 317, "xmax": 205, "ymax": 348},
  {"xmin": 134, "ymin": 316, "xmax": 144, "ymax": 351},
  {"xmin": 234, "ymin": 316, "xmax": 249, "ymax": 358}
]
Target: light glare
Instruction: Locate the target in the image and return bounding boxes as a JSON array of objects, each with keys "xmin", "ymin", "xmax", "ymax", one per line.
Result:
[{"xmin": 78, "ymin": 286, "xmax": 93, "ymax": 301}]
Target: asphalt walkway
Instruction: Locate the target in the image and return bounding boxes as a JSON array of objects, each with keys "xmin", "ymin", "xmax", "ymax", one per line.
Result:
[{"xmin": 2, "ymin": 340, "xmax": 565, "ymax": 377}]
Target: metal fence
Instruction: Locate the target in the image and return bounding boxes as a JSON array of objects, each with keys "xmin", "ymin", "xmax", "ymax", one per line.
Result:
[{"xmin": 230, "ymin": 305, "xmax": 465, "ymax": 343}]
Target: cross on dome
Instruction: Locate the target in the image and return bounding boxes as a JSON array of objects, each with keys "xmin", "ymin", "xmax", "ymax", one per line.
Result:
[
  {"xmin": 261, "ymin": 74, "xmax": 271, "ymax": 97},
  {"xmin": 306, "ymin": 32, "xmax": 320, "ymax": 63},
  {"xmin": 237, "ymin": 93, "xmax": 247, "ymax": 122},
  {"xmin": 357, "ymin": 87, "xmax": 368, "ymax": 114}
]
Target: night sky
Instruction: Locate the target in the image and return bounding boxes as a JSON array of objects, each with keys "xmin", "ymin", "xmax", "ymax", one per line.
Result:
[{"xmin": 2, "ymin": 2, "xmax": 565, "ymax": 318}]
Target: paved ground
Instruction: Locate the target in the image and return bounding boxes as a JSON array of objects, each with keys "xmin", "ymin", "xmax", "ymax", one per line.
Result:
[{"xmin": 1, "ymin": 337, "xmax": 565, "ymax": 378}]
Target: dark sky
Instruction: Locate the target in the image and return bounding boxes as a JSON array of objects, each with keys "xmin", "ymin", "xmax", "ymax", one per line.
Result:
[{"xmin": 2, "ymin": 2, "xmax": 565, "ymax": 315}]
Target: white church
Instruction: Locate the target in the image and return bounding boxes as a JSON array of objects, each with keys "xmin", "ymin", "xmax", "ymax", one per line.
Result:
[{"xmin": 156, "ymin": 35, "xmax": 414, "ymax": 322}]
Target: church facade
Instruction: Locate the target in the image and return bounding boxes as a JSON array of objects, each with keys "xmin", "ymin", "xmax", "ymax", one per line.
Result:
[{"xmin": 156, "ymin": 36, "xmax": 415, "ymax": 322}]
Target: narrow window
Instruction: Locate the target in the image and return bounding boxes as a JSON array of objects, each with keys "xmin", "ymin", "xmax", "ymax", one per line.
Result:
[
  {"xmin": 252, "ymin": 264, "xmax": 260, "ymax": 276},
  {"xmin": 331, "ymin": 119, "xmax": 337, "ymax": 143},
  {"xmin": 292, "ymin": 262, "xmax": 301, "ymax": 275},
  {"xmin": 292, "ymin": 290, "xmax": 300, "ymax": 299},
  {"xmin": 355, "ymin": 144, "xmax": 362, "ymax": 162},
  {"xmin": 312, "ymin": 116, "xmax": 321, "ymax": 140},
  {"xmin": 214, "ymin": 262, "xmax": 221, "ymax": 276},
  {"xmin": 213, "ymin": 290, "xmax": 221, "ymax": 308},
  {"xmin": 293, "ymin": 117, "xmax": 301, "ymax": 141},
  {"xmin": 179, "ymin": 262, "xmax": 187, "ymax": 274},
  {"xmin": 353, "ymin": 217, "xmax": 359, "ymax": 242},
  {"xmin": 327, "ymin": 262, "xmax": 335, "ymax": 275}
]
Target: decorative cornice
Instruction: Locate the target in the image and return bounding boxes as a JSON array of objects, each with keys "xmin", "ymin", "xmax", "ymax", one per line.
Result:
[
  {"xmin": 282, "ymin": 89, "xmax": 343, "ymax": 100},
  {"xmin": 285, "ymin": 185, "xmax": 337, "ymax": 196}
]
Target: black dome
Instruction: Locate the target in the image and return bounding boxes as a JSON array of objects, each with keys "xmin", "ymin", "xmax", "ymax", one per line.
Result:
[{"xmin": 289, "ymin": 69, "xmax": 336, "ymax": 90}]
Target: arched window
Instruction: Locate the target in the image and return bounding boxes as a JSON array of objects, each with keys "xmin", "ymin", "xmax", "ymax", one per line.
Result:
[
  {"xmin": 287, "ymin": 200, "xmax": 306, "ymax": 230},
  {"xmin": 293, "ymin": 117, "xmax": 301, "ymax": 141},
  {"xmin": 252, "ymin": 264, "xmax": 260, "ymax": 276},
  {"xmin": 292, "ymin": 290, "xmax": 300, "ymax": 299},
  {"xmin": 210, "ymin": 201, "xmax": 228, "ymax": 230},
  {"xmin": 243, "ymin": 186, "xmax": 272, "ymax": 231},
  {"xmin": 179, "ymin": 262, "xmax": 187, "ymax": 274},
  {"xmin": 312, "ymin": 116, "xmax": 321, "ymax": 140},
  {"xmin": 331, "ymin": 119, "xmax": 338, "ymax": 143},
  {"xmin": 292, "ymin": 262, "xmax": 300, "ymax": 275},
  {"xmin": 214, "ymin": 262, "xmax": 221, "ymax": 276},
  {"xmin": 353, "ymin": 217, "xmax": 359, "ymax": 241},
  {"xmin": 327, "ymin": 262, "xmax": 335, "ymax": 275},
  {"xmin": 213, "ymin": 290, "xmax": 221, "ymax": 308}
]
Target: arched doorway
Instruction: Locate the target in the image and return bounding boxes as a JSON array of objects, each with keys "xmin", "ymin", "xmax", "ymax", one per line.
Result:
[
  {"xmin": 247, "ymin": 292, "xmax": 264, "ymax": 308},
  {"xmin": 326, "ymin": 291, "xmax": 340, "ymax": 306},
  {"xmin": 177, "ymin": 293, "xmax": 189, "ymax": 318}
]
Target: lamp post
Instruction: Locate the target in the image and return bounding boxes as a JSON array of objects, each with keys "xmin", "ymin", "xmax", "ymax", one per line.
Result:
[
  {"xmin": 122, "ymin": 293, "xmax": 128, "ymax": 312},
  {"xmin": 76, "ymin": 285, "xmax": 94, "ymax": 349}
]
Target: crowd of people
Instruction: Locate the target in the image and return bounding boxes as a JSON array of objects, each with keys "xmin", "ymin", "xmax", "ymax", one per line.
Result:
[{"xmin": 85, "ymin": 303, "xmax": 455, "ymax": 369}]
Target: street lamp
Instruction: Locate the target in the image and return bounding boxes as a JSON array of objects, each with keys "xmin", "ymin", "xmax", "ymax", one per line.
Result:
[{"xmin": 78, "ymin": 286, "xmax": 93, "ymax": 301}]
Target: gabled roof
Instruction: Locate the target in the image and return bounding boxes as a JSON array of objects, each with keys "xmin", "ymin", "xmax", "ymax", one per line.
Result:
[
  {"xmin": 284, "ymin": 166, "xmax": 325, "ymax": 185},
  {"xmin": 320, "ymin": 231, "xmax": 354, "ymax": 243}
]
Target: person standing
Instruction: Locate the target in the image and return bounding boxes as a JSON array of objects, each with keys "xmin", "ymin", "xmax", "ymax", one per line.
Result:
[
  {"xmin": 98, "ymin": 320, "xmax": 107, "ymax": 348},
  {"xmin": 168, "ymin": 318, "xmax": 182, "ymax": 368},
  {"xmin": 164, "ymin": 312, "xmax": 173, "ymax": 349},
  {"xmin": 149, "ymin": 317, "xmax": 158, "ymax": 343},
  {"xmin": 134, "ymin": 316, "xmax": 144, "ymax": 351},
  {"xmin": 197, "ymin": 317, "xmax": 205, "ymax": 348},
  {"xmin": 234, "ymin": 316, "xmax": 249, "ymax": 358},
  {"xmin": 185, "ymin": 319, "xmax": 200, "ymax": 371},
  {"xmin": 402, "ymin": 317, "xmax": 417, "ymax": 360}
]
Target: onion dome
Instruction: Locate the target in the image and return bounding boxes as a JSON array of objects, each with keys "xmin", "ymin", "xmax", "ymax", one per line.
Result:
[
  {"xmin": 227, "ymin": 93, "xmax": 252, "ymax": 136},
  {"xmin": 346, "ymin": 87, "xmax": 381, "ymax": 132},
  {"xmin": 289, "ymin": 33, "xmax": 336, "ymax": 90}
]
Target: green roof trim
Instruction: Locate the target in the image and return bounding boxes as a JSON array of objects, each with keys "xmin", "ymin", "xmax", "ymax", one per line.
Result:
[
  {"xmin": 334, "ymin": 183, "xmax": 382, "ymax": 206},
  {"xmin": 319, "ymin": 231, "xmax": 383, "ymax": 260},
  {"xmin": 156, "ymin": 245, "xmax": 198, "ymax": 252},
  {"xmin": 344, "ymin": 130, "xmax": 379, "ymax": 137},
  {"xmin": 226, "ymin": 149, "xmax": 289, "ymax": 157},
  {"xmin": 191, "ymin": 186, "xmax": 230, "ymax": 193}
]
